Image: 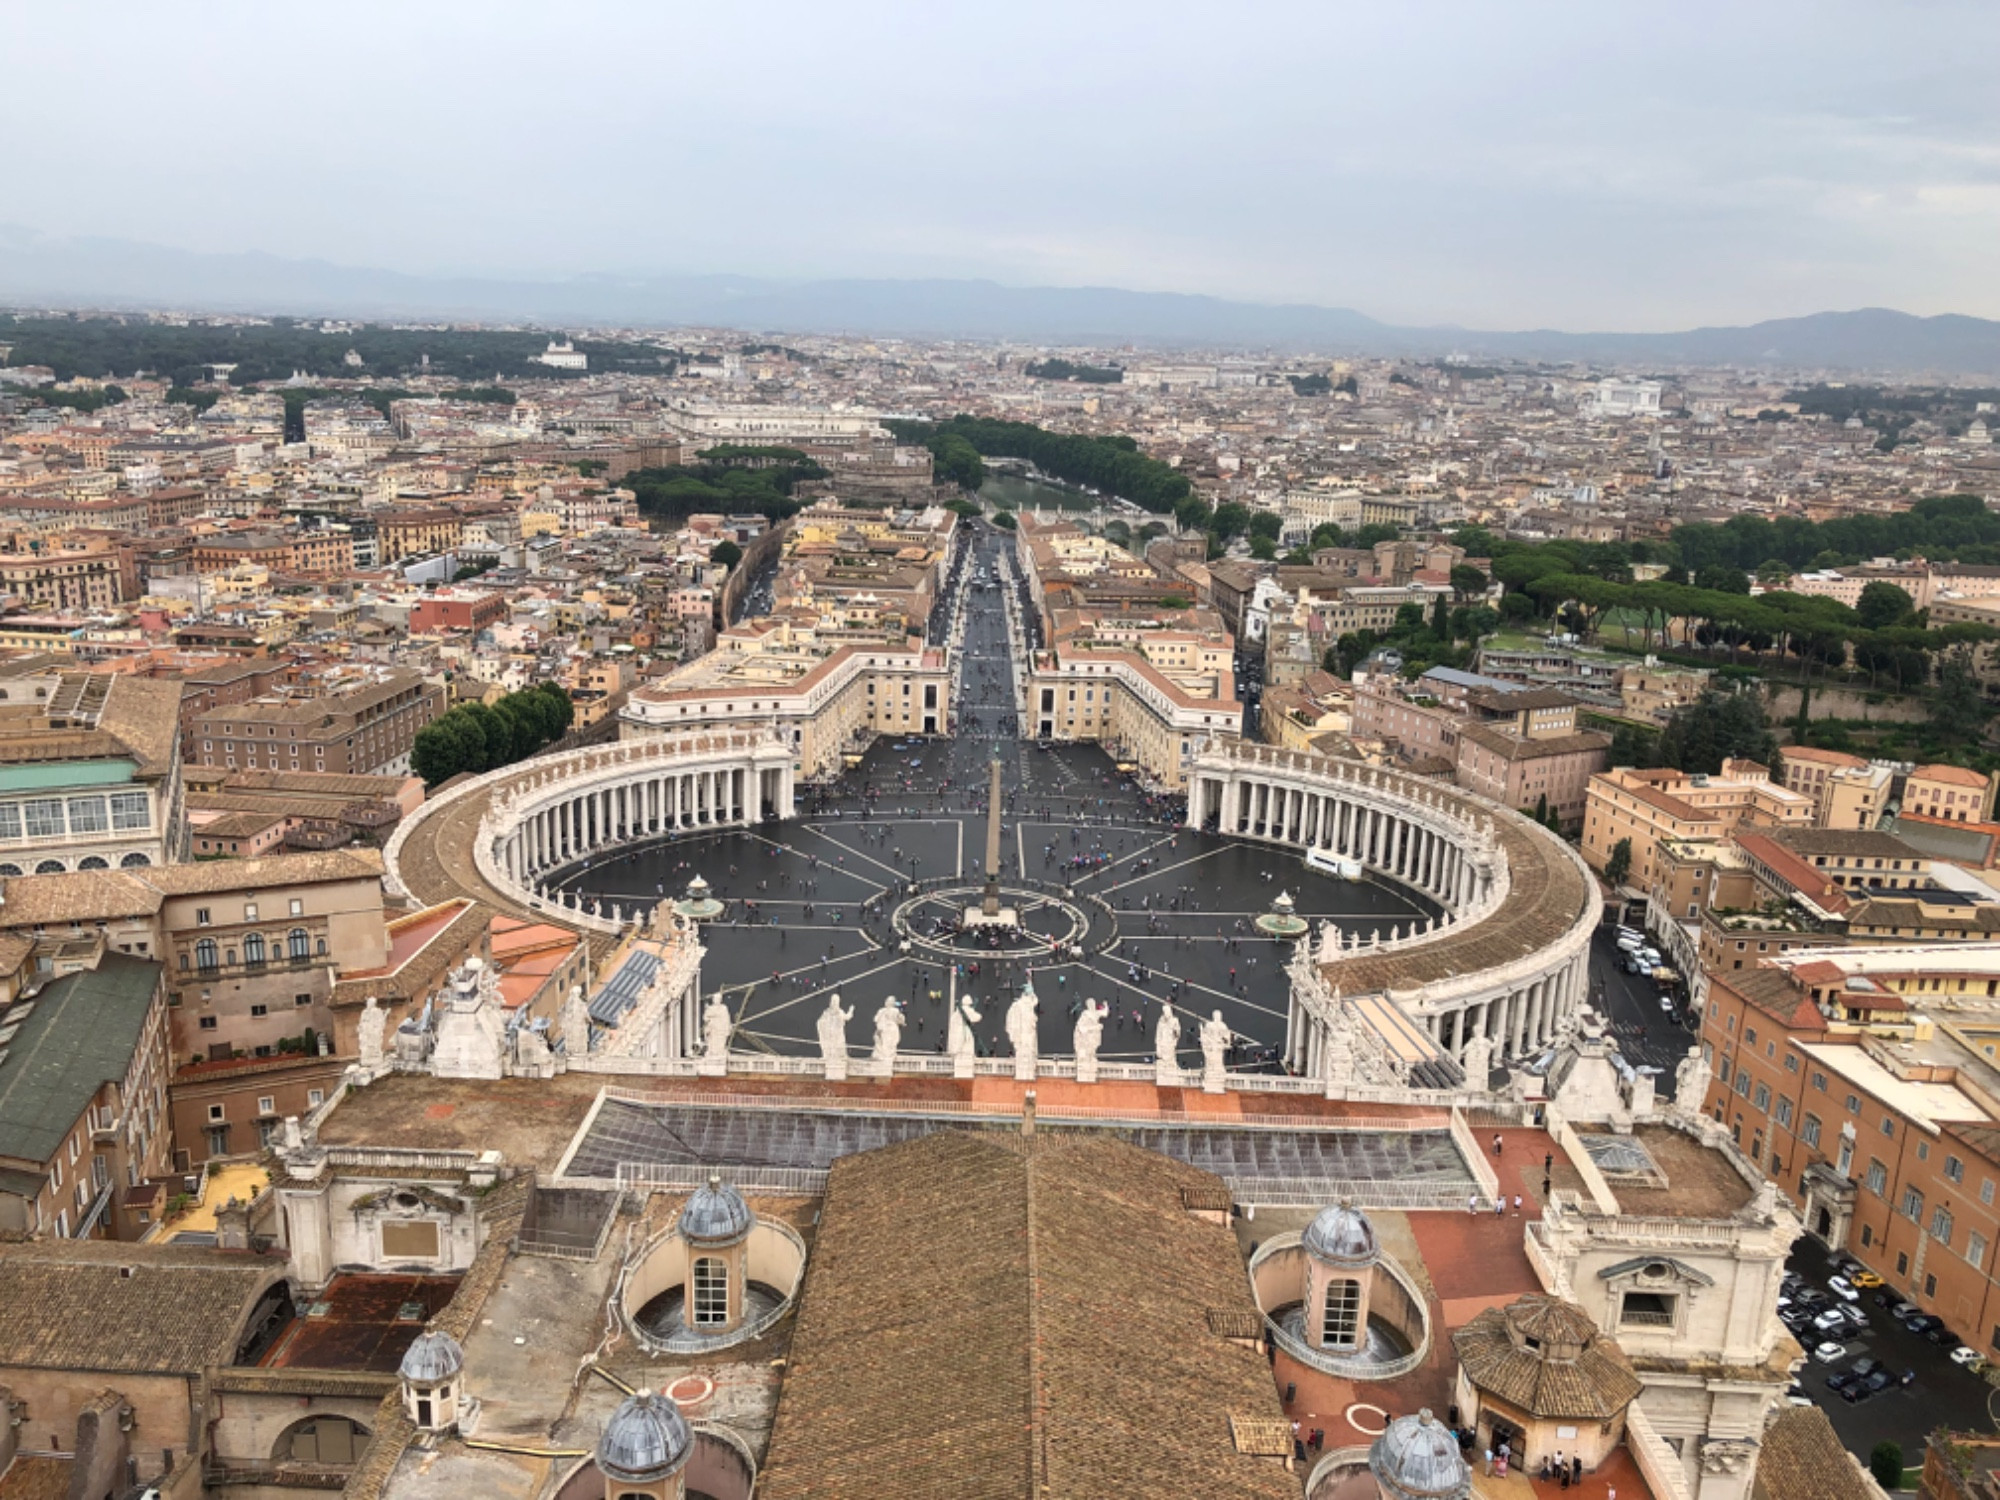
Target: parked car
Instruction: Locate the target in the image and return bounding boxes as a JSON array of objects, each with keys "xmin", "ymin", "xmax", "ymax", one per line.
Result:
[
  {"xmin": 1863, "ymin": 1370, "xmax": 1896, "ymax": 1395},
  {"xmin": 1834, "ymin": 1305, "xmax": 1868, "ymax": 1332},
  {"xmin": 1876, "ymin": 1293, "xmax": 1914, "ymax": 1317},
  {"xmin": 1813, "ymin": 1309, "xmax": 1851, "ymax": 1333},
  {"xmin": 1659, "ymin": 995, "xmax": 1675, "ymax": 1012},
  {"xmin": 1785, "ymin": 1387, "xmax": 1814, "ymax": 1408},
  {"xmin": 1950, "ymin": 1347, "xmax": 1986, "ymax": 1369},
  {"xmin": 1827, "ymin": 1276, "xmax": 1859, "ymax": 1301},
  {"xmin": 1841, "ymin": 1380, "xmax": 1874, "ymax": 1404},
  {"xmin": 1901, "ymin": 1311, "xmax": 1942, "ymax": 1335},
  {"xmin": 1851, "ymin": 1270, "xmax": 1884, "ymax": 1289},
  {"xmin": 1825, "ymin": 1369, "xmax": 1859, "ymax": 1392},
  {"xmin": 1933, "ymin": 1330, "xmax": 1966, "ymax": 1353},
  {"xmin": 1850, "ymin": 1358, "xmax": 1882, "ymax": 1379},
  {"xmin": 1813, "ymin": 1341, "xmax": 1849, "ymax": 1363}
]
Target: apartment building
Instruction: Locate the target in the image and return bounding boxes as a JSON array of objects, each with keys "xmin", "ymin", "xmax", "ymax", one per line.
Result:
[
  {"xmin": 0, "ymin": 672, "xmax": 187, "ymax": 872},
  {"xmin": 0, "ymin": 954, "xmax": 173, "ymax": 1241},
  {"xmin": 1779, "ymin": 746, "xmax": 1894, "ymax": 830},
  {"xmin": 1906, "ymin": 765, "xmax": 1996, "ymax": 824},
  {"xmin": 0, "ymin": 540, "xmax": 137, "ymax": 610},
  {"xmin": 1029, "ymin": 644, "xmax": 1242, "ymax": 790},
  {"xmin": 1582, "ymin": 762, "xmax": 1813, "ymax": 886},
  {"xmin": 1698, "ymin": 946, "xmax": 2000, "ymax": 1357},
  {"xmin": 187, "ymin": 668, "xmax": 445, "ymax": 776}
]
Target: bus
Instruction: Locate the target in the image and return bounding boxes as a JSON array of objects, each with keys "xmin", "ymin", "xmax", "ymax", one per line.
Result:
[{"xmin": 1307, "ymin": 848, "xmax": 1363, "ymax": 881}]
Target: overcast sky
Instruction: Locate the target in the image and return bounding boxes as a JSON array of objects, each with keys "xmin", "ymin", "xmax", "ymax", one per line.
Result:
[{"xmin": 9, "ymin": 0, "xmax": 1999, "ymax": 330}]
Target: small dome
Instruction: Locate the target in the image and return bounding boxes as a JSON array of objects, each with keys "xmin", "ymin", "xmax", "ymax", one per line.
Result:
[
  {"xmin": 597, "ymin": 1388, "xmax": 692, "ymax": 1483},
  {"xmin": 678, "ymin": 1172, "xmax": 754, "ymax": 1245},
  {"xmin": 1303, "ymin": 1200, "xmax": 1379, "ymax": 1268},
  {"xmin": 1371, "ymin": 1409, "xmax": 1470, "ymax": 1500},
  {"xmin": 398, "ymin": 1329, "xmax": 464, "ymax": 1384}
]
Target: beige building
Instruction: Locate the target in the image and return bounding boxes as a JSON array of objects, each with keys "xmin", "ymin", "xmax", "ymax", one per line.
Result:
[
  {"xmin": 1779, "ymin": 746, "xmax": 1892, "ymax": 830},
  {"xmin": 621, "ymin": 621, "xmax": 951, "ymax": 782},
  {"xmin": 1904, "ymin": 763, "xmax": 1995, "ymax": 823},
  {"xmin": 188, "ymin": 668, "xmax": 445, "ymax": 777},
  {"xmin": 1582, "ymin": 762, "xmax": 1813, "ymax": 887}
]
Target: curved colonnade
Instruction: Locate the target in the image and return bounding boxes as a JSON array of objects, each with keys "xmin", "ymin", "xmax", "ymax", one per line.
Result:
[
  {"xmin": 384, "ymin": 728, "xmax": 796, "ymax": 938},
  {"xmin": 1186, "ymin": 741, "xmax": 1599, "ymax": 1079},
  {"xmin": 383, "ymin": 732, "xmax": 1598, "ymax": 1091}
]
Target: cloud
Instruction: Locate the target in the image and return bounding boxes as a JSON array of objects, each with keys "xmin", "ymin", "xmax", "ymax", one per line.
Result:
[{"xmin": 3, "ymin": 0, "xmax": 1997, "ymax": 328}]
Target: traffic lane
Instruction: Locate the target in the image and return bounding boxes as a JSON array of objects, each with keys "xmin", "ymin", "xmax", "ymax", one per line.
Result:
[
  {"xmin": 1786, "ymin": 1235, "xmax": 1995, "ymax": 1463},
  {"xmin": 1588, "ymin": 928, "xmax": 1694, "ymax": 1084}
]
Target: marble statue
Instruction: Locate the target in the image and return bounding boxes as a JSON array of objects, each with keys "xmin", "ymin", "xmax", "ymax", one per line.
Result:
[
  {"xmin": 1199, "ymin": 1010, "xmax": 1231, "ymax": 1093},
  {"xmin": 1005, "ymin": 984, "xmax": 1039, "ymax": 1081},
  {"xmin": 1073, "ymin": 1000, "xmax": 1108, "ymax": 1083},
  {"xmin": 871, "ymin": 997, "xmax": 904, "ymax": 1064},
  {"xmin": 949, "ymin": 994, "xmax": 983, "ymax": 1070},
  {"xmin": 1673, "ymin": 1043, "xmax": 1711, "ymax": 1118},
  {"xmin": 701, "ymin": 994, "xmax": 733, "ymax": 1064},
  {"xmin": 282, "ymin": 1115, "xmax": 304, "ymax": 1153},
  {"xmin": 1154, "ymin": 1006, "xmax": 1182, "ymax": 1085},
  {"xmin": 816, "ymin": 994, "xmax": 853, "ymax": 1080},
  {"xmin": 357, "ymin": 996, "xmax": 387, "ymax": 1075},
  {"xmin": 1460, "ymin": 1031, "xmax": 1494, "ymax": 1090},
  {"xmin": 560, "ymin": 984, "xmax": 591, "ymax": 1058}
]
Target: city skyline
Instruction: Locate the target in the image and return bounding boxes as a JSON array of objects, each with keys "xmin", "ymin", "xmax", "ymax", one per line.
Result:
[{"xmin": 7, "ymin": 0, "xmax": 2000, "ymax": 330}]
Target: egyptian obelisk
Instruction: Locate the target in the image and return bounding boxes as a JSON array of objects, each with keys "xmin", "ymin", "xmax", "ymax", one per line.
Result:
[{"xmin": 981, "ymin": 754, "xmax": 1003, "ymax": 917}]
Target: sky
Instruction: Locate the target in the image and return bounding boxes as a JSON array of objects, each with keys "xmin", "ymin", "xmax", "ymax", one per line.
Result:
[{"xmin": 8, "ymin": 0, "xmax": 2000, "ymax": 330}]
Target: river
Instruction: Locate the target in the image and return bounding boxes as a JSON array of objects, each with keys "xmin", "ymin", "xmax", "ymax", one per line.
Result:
[{"xmin": 978, "ymin": 472, "xmax": 1099, "ymax": 514}]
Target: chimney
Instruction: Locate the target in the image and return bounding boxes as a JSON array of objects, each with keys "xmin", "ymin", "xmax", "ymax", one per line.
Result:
[{"xmin": 1021, "ymin": 1090, "xmax": 1036, "ymax": 1138}]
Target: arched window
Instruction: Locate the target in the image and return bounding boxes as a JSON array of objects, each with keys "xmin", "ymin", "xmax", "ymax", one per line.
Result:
[
  {"xmin": 196, "ymin": 939, "xmax": 219, "ymax": 972},
  {"xmin": 0, "ymin": 864, "xmax": 20, "ymax": 877},
  {"xmin": 179, "ymin": 953, "xmax": 189, "ymax": 971},
  {"xmin": 34, "ymin": 859, "xmax": 64, "ymax": 875},
  {"xmin": 76, "ymin": 855, "xmax": 109, "ymax": 870},
  {"xmin": 288, "ymin": 928, "xmax": 310, "ymax": 960},
  {"xmin": 243, "ymin": 933, "xmax": 267, "ymax": 966},
  {"xmin": 1322, "ymin": 1277, "xmax": 1361, "ymax": 1349},
  {"xmin": 120, "ymin": 852, "xmax": 151, "ymax": 868},
  {"xmin": 316, "ymin": 937, "xmax": 328, "ymax": 956},
  {"xmin": 691, "ymin": 1255, "xmax": 728, "ymax": 1327}
]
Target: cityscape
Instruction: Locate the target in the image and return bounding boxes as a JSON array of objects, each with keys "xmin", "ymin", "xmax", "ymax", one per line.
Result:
[{"xmin": 5, "ymin": 7, "xmax": 2000, "ymax": 1500}]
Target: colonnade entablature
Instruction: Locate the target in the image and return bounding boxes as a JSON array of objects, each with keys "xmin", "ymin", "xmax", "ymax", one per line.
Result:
[{"xmin": 1186, "ymin": 741, "xmax": 1602, "ymax": 1089}]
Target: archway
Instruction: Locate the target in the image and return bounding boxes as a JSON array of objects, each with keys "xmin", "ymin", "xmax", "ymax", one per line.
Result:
[{"xmin": 272, "ymin": 1414, "xmax": 370, "ymax": 1466}]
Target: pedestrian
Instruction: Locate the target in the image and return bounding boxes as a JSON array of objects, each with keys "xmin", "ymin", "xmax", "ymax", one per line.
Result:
[
  {"xmin": 1494, "ymin": 1196, "xmax": 1503, "ymax": 1217},
  {"xmin": 1483, "ymin": 1448, "xmax": 1493, "ymax": 1477},
  {"xmin": 1513, "ymin": 1193, "xmax": 1522, "ymax": 1214},
  {"xmin": 1468, "ymin": 1194, "xmax": 1477, "ymax": 1215},
  {"xmin": 1573, "ymin": 1457, "xmax": 1582, "ymax": 1486}
]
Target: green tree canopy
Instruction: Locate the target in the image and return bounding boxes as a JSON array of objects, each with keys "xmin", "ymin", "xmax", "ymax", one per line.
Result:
[{"xmin": 1855, "ymin": 579, "xmax": 1916, "ymax": 629}]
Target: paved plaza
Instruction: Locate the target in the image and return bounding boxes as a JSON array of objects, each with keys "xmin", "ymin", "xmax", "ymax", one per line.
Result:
[{"xmin": 554, "ymin": 526, "xmax": 1440, "ymax": 1065}]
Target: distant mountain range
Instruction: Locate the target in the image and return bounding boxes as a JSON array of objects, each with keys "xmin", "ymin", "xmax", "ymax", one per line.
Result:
[{"xmin": 3, "ymin": 224, "xmax": 1998, "ymax": 377}]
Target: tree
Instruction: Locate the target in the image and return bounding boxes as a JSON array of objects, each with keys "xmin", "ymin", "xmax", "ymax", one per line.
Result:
[
  {"xmin": 1694, "ymin": 564, "xmax": 1751, "ymax": 595},
  {"xmin": 1248, "ymin": 534, "xmax": 1279, "ymax": 561},
  {"xmin": 1533, "ymin": 792, "xmax": 1550, "ymax": 827},
  {"xmin": 710, "ymin": 539, "xmax": 743, "ymax": 570},
  {"xmin": 1605, "ymin": 838, "xmax": 1632, "ymax": 886},
  {"xmin": 1868, "ymin": 1443, "xmax": 1902, "ymax": 1492},
  {"xmin": 1933, "ymin": 658, "xmax": 1989, "ymax": 744},
  {"xmin": 1449, "ymin": 563, "xmax": 1488, "ymax": 600},
  {"xmin": 1655, "ymin": 689, "xmax": 1779, "ymax": 775},
  {"xmin": 990, "ymin": 511, "xmax": 1017, "ymax": 531},
  {"xmin": 1855, "ymin": 579, "xmax": 1916, "ymax": 629}
]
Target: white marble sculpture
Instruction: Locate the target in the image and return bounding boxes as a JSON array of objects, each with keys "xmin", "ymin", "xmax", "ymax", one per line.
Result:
[
  {"xmin": 1005, "ymin": 984, "xmax": 1039, "ymax": 1082},
  {"xmin": 816, "ymin": 993, "xmax": 854, "ymax": 1081},
  {"xmin": 1460, "ymin": 1031, "xmax": 1494, "ymax": 1090},
  {"xmin": 1673, "ymin": 1043, "xmax": 1711, "ymax": 1119},
  {"xmin": 871, "ymin": 997, "xmax": 904, "ymax": 1065},
  {"xmin": 560, "ymin": 984, "xmax": 592, "ymax": 1060},
  {"xmin": 1199, "ymin": 1010, "xmax": 1231, "ymax": 1094},
  {"xmin": 1073, "ymin": 1000, "xmax": 1108, "ymax": 1084},
  {"xmin": 698, "ymin": 993, "xmax": 732, "ymax": 1076},
  {"xmin": 357, "ymin": 996, "xmax": 387, "ymax": 1078},
  {"xmin": 282, "ymin": 1115, "xmax": 304, "ymax": 1153},
  {"xmin": 949, "ymin": 994, "xmax": 982, "ymax": 1078},
  {"xmin": 1154, "ymin": 1006, "xmax": 1182, "ymax": 1086}
]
